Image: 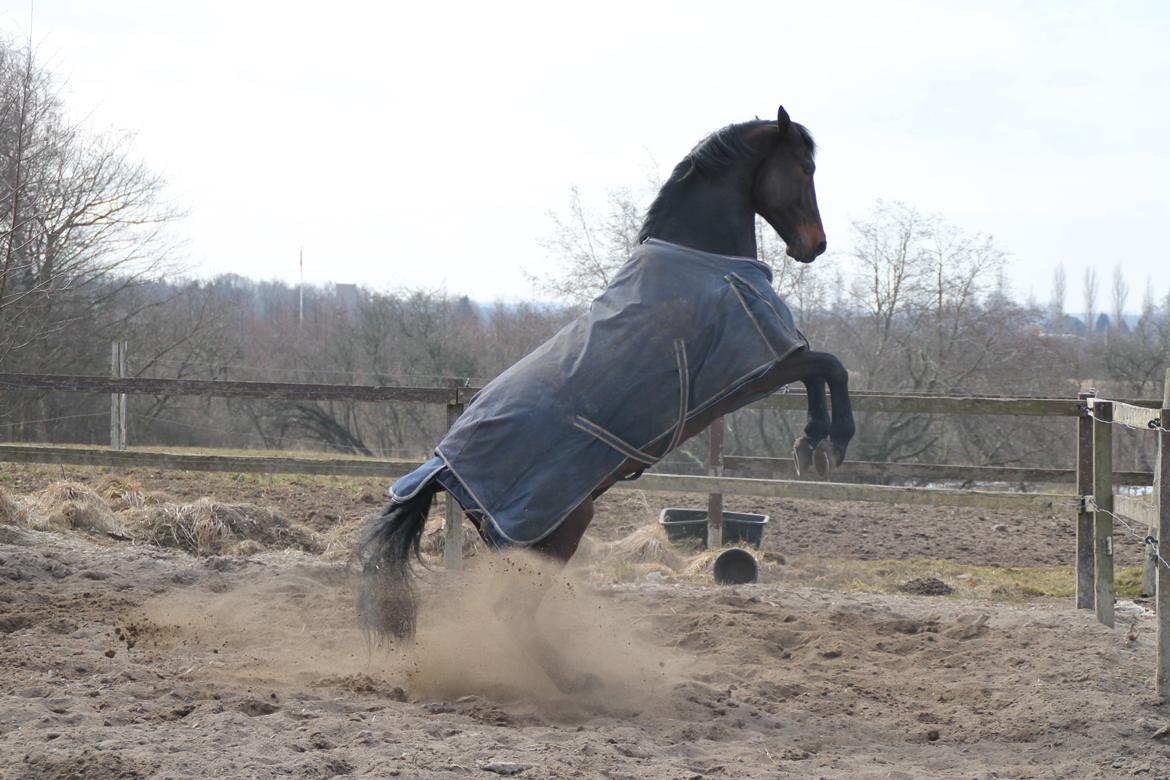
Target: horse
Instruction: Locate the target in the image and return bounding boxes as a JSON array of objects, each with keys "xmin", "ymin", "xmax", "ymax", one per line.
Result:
[{"xmin": 358, "ymin": 105, "xmax": 855, "ymax": 693}]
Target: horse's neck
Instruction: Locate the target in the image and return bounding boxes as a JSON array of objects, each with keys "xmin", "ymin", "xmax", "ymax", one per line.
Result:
[{"xmin": 642, "ymin": 176, "xmax": 759, "ymax": 259}]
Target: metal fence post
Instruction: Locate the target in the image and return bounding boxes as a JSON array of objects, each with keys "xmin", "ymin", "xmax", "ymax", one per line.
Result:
[
  {"xmin": 1155, "ymin": 369, "xmax": 1170, "ymax": 697},
  {"xmin": 1076, "ymin": 389, "xmax": 1096, "ymax": 610},
  {"xmin": 1092, "ymin": 399, "xmax": 1115, "ymax": 628},
  {"xmin": 707, "ymin": 416, "xmax": 724, "ymax": 549}
]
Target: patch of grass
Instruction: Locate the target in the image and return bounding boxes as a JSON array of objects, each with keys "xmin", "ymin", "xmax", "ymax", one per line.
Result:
[{"xmin": 782, "ymin": 555, "xmax": 1146, "ymax": 601}]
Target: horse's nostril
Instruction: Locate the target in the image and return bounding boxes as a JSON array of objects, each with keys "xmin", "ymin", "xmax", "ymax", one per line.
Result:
[{"xmin": 815, "ymin": 240, "xmax": 827, "ymax": 255}]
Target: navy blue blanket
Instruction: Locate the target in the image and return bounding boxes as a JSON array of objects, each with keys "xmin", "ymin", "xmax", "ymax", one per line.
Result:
[{"xmin": 390, "ymin": 238, "xmax": 808, "ymax": 546}]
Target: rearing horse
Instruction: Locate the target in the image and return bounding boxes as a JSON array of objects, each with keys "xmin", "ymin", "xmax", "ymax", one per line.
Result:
[{"xmin": 359, "ymin": 106, "xmax": 855, "ymax": 692}]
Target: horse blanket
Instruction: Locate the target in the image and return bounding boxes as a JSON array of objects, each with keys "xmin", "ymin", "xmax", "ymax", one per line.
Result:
[{"xmin": 390, "ymin": 238, "xmax": 808, "ymax": 546}]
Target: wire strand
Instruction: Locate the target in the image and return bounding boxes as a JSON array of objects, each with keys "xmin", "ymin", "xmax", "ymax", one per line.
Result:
[{"xmin": 1090, "ymin": 501, "xmax": 1170, "ymax": 572}]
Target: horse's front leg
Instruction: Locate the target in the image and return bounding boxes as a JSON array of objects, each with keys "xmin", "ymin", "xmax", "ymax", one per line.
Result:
[
  {"xmin": 810, "ymin": 351, "xmax": 855, "ymax": 477},
  {"xmin": 793, "ymin": 376, "xmax": 830, "ymax": 478},
  {"xmin": 780, "ymin": 350, "xmax": 855, "ymax": 479},
  {"xmin": 491, "ymin": 497, "xmax": 601, "ymax": 694}
]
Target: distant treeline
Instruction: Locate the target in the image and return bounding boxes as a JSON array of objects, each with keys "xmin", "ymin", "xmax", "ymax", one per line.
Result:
[{"xmin": 1, "ymin": 271, "xmax": 1166, "ymax": 476}]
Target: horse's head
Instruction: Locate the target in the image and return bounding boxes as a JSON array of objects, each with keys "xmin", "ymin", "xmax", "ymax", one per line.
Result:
[{"xmin": 751, "ymin": 106, "xmax": 826, "ymax": 263}]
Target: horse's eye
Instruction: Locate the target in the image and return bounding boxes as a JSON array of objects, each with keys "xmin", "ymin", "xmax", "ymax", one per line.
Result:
[{"xmin": 804, "ymin": 165, "xmax": 816, "ymax": 176}]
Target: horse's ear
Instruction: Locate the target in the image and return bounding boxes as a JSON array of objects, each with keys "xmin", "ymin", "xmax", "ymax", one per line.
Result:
[{"xmin": 777, "ymin": 106, "xmax": 791, "ymax": 133}]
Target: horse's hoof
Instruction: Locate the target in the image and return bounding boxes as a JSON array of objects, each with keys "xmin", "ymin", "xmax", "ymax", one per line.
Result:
[
  {"xmin": 559, "ymin": 671, "xmax": 604, "ymax": 694},
  {"xmin": 813, "ymin": 440, "xmax": 836, "ymax": 479},
  {"xmin": 793, "ymin": 438, "xmax": 814, "ymax": 478}
]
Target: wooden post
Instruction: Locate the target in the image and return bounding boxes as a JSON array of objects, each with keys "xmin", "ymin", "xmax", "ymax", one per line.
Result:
[
  {"xmin": 443, "ymin": 398, "xmax": 465, "ymax": 570},
  {"xmin": 119, "ymin": 341, "xmax": 127, "ymax": 447},
  {"xmin": 109, "ymin": 341, "xmax": 127, "ymax": 451},
  {"xmin": 1076, "ymin": 390, "xmax": 1096, "ymax": 610},
  {"xmin": 1092, "ymin": 399, "xmax": 1115, "ymax": 628},
  {"xmin": 1155, "ymin": 368, "xmax": 1170, "ymax": 697},
  {"xmin": 1142, "ymin": 527, "xmax": 1159, "ymax": 598},
  {"xmin": 707, "ymin": 416, "xmax": 725, "ymax": 549}
]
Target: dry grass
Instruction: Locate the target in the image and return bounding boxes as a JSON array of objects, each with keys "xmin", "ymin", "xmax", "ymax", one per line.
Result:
[
  {"xmin": 127, "ymin": 498, "xmax": 321, "ymax": 556},
  {"xmin": 320, "ymin": 515, "xmax": 367, "ymax": 562},
  {"xmin": 24, "ymin": 482, "xmax": 124, "ymax": 536},
  {"xmin": 420, "ymin": 517, "xmax": 484, "ymax": 559},
  {"xmin": 1, "ymin": 478, "xmax": 321, "ymax": 557},
  {"xmin": 0, "ymin": 486, "xmax": 29, "ymax": 526},
  {"xmin": 601, "ymin": 523, "xmax": 683, "ymax": 569},
  {"xmin": 777, "ymin": 555, "xmax": 1148, "ymax": 600},
  {"xmin": 92, "ymin": 475, "xmax": 176, "ymax": 510},
  {"xmin": 575, "ymin": 523, "xmax": 760, "ymax": 584}
]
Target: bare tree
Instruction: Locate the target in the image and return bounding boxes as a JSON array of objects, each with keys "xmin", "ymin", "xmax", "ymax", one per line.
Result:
[
  {"xmin": 534, "ymin": 186, "xmax": 645, "ymax": 306},
  {"xmin": 0, "ymin": 38, "xmax": 179, "ymax": 370},
  {"xmin": 1111, "ymin": 264, "xmax": 1129, "ymax": 332},
  {"xmin": 1141, "ymin": 277, "xmax": 1156, "ymax": 321},
  {"xmin": 1050, "ymin": 263, "xmax": 1066, "ymax": 320},
  {"xmin": 1083, "ymin": 266, "xmax": 1098, "ymax": 336}
]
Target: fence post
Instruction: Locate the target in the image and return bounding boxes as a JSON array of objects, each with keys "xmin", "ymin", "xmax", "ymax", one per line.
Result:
[
  {"xmin": 1092, "ymin": 399, "xmax": 1115, "ymax": 628},
  {"xmin": 1143, "ymin": 520, "xmax": 1159, "ymax": 598},
  {"xmin": 1155, "ymin": 369, "xmax": 1170, "ymax": 697},
  {"xmin": 706, "ymin": 416, "xmax": 724, "ymax": 549},
  {"xmin": 443, "ymin": 393, "xmax": 465, "ymax": 571},
  {"xmin": 1076, "ymin": 389, "xmax": 1096, "ymax": 610},
  {"xmin": 109, "ymin": 341, "xmax": 127, "ymax": 451}
]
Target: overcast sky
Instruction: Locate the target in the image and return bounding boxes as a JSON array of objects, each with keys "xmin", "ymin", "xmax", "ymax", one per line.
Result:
[{"xmin": 7, "ymin": 1, "xmax": 1169, "ymax": 308}]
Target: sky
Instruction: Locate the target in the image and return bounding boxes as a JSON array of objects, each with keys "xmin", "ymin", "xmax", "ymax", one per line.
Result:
[{"xmin": 5, "ymin": 0, "xmax": 1169, "ymax": 307}]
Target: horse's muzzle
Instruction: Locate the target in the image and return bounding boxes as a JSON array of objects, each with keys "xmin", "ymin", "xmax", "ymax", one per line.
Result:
[{"xmin": 787, "ymin": 238, "xmax": 827, "ymax": 263}]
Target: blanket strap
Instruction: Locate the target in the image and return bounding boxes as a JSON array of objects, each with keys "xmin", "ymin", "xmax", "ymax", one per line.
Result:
[
  {"xmin": 665, "ymin": 338, "xmax": 690, "ymax": 454},
  {"xmin": 572, "ymin": 338, "xmax": 691, "ymax": 468}
]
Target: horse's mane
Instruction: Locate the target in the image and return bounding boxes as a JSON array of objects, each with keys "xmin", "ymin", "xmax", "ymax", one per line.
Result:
[{"xmin": 638, "ymin": 119, "xmax": 816, "ymax": 243}]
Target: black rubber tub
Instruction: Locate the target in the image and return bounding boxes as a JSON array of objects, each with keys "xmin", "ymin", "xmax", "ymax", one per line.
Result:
[{"xmin": 657, "ymin": 507, "xmax": 769, "ymax": 548}]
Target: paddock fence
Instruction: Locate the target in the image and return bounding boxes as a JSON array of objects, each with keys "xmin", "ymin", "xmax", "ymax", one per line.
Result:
[
  {"xmin": 1076, "ymin": 368, "xmax": 1170, "ymax": 697},
  {"xmin": 2, "ymin": 368, "xmax": 1169, "ymax": 693}
]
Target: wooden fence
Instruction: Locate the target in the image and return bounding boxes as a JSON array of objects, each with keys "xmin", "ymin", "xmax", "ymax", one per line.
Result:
[
  {"xmin": 1, "ymin": 371, "xmax": 1121, "ymax": 511},
  {"xmin": 1077, "ymin": 369, "xmax": 1170, "ymax": 697},
  {"xmin": 2, "ymin": 368, "xmax": 1168, "ymax": 691}
]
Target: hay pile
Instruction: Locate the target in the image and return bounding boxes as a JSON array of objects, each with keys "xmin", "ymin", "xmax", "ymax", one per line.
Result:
[
  {"xmin": 128, "ymin": 498, "xmax": 321, "ymax": 557},
  {"xmin": 575, "ymin": 522, "xmax": 777, "ymax": 585},
  {"xmin": 421, "ymin": 516, "xmax": 484, "ymax": 559},
  {"xmin": 320, "ymin": 515, "xmax": 366, "ymax": 562},
  {"xmin": 23, "ymin": 482, "xmax": 125, "ymax": 536},
  {"xmin": 318, "ymin": 512, "xmax": 485, "ymax": 564},
  {"xmin": 0, "ymin": 486, "xmax": 29, "ymax": 526},
  {"xmin": 600, "ymin": 523, "xmax": 682, "ymax": 569},
  {"xmin": 0, "ymin": 478, "xmax": 321, "ymax": 557},
  {"xmin": 93, "ymin": 474, "xmax": 174, "ymax": 511}
]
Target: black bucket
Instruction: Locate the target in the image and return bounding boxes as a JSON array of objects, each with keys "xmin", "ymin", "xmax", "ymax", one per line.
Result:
[
  {"xmin": 713, "ymin": 548, "xmax": 759, "ymax": 585},
  {"xmin": 658, "ymin": 507, "xmax": 769, "ymax": 548}
]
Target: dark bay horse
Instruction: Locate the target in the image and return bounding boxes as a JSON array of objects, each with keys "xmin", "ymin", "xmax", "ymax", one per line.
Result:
[{"xmin": 359, "ymin": 106, "xmax": 855, "ymax": 692}]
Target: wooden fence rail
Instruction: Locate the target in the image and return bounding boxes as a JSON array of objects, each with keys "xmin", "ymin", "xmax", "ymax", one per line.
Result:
[
  {"xmin": 0, "ymin": 444, "xmax": 421, "ymax": 478},
  {"xmin": 0, "ymin": 373, "xmax": 459, "ymax": 404},
  {"xmin": 0, "ymin": 444, "xmax": 1071, "ymax": 514},
  {"xmin": 723, "ymin": 455, "xmax": 1152, "ymax": 487},
  {"xmin": 5, "ymin": 371, "xmax": 1160, "ymax": 415}
]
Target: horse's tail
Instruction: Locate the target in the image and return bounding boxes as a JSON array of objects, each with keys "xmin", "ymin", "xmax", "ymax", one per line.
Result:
[{"xmin": 356, "ymin": 483, "xmax": 437, "ymax": 640}]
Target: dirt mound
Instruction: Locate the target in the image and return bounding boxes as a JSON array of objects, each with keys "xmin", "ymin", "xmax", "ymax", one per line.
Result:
[{"xmin": 899, "ymin": 576, "xmax": 956, "ymax": 596}]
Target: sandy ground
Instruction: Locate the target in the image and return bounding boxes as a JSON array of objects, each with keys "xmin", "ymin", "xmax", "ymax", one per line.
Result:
[{"xmin": 1, "ymin": 465, "xmax": 1169, "ymax": 778}]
